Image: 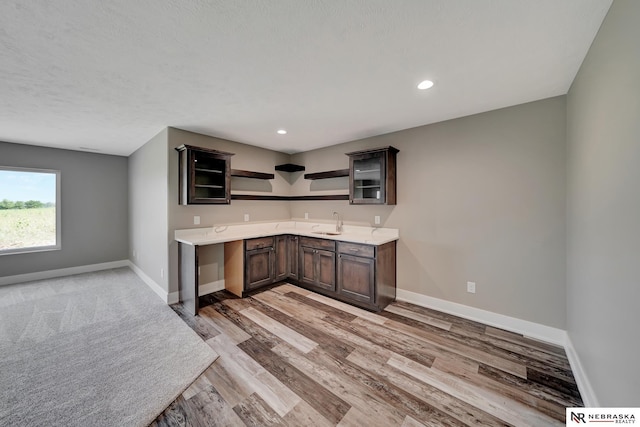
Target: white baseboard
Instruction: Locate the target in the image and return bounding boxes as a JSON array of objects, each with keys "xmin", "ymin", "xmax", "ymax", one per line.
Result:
[
  {"xmin": 127, "ymin": 261, "xmax": 171, "ymax": 304},
  {"xmin": 0, "ymin": 260, "xmax": 129, "ymax": 286},
  {"xmin": 128, "ymin": 263, "xmax": 224, "ymax": 305},
  {"xmin": 564, "ymin": 335, "xmax": 600, "ymax": 407},
  {"xmin": 396, "ymin": 289, "xmax": 567, "ymax": 346}
]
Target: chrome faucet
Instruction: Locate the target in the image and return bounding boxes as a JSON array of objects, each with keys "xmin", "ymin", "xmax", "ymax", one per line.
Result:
[{"xmin": 333, "ymin": 211, "xmax": 343, "ymax": 233}]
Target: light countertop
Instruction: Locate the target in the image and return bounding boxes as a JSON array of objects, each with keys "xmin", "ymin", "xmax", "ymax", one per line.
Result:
[{"xmin": 174, "ymin": 220, "xmax": 399, "ymax": 246}]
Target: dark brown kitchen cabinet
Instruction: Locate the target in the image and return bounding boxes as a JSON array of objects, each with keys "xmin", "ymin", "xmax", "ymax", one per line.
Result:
[
  {"xmin": 336, "ymin": 240, "xmax": 397, "ymax": 311},
  {"xmin": 274, "ymin": 235, "xmax": 289, "ymax": 282},
  {"xmin": 337, "ymin": 250, "xmax": 375, "ymax": 306},
  {"xmin": 176, "ymin": 144, "xmax": 234, "ymax": 205},
  {"xmin": 287, "ymin": 235, "xmax": 299, "ymax": 280},
  {"xmin": 245, "ymin": 237, "xmax": 275, "ymax": 290},
  {"xmin": 299, "ymin": 237, "xmax": 336, "ymax": 292},
  {"xmin": 346, "ymin": 146, "xmax": 398, "ymax": 205}
]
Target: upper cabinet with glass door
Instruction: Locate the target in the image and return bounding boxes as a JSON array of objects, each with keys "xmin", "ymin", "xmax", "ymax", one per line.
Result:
[
  {"xmin": 176, "ymin": 144, "xmax": 234, "ymax": 204},
  {"xmin": 346, "ymin": 146, "xmax": 399, "ymax": 205}
]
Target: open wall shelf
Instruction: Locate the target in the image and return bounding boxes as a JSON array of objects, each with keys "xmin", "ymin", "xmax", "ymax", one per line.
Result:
[
  {"xmin": 275, "ymin": 163, "xmax": 306, "ymax": 173},
  {"xmin": 230, "ymin": 169, "xmax": 275, "ymax": 180},
  {"xmin": 304, "ymin": 169, "xmax": 350, "ymax": 180}
]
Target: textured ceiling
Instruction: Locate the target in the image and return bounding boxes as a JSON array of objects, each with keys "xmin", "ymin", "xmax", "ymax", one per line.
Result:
[{"xmin": 0, "ymin": 0, "xmax": 612, "ymax": 156}]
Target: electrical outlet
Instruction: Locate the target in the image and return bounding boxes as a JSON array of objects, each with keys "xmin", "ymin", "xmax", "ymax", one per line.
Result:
[
  {"xmin": 304, "ymin": 212, "xmax": 309, "ymax": 219},
  {"xmin": 374, "ymin": 215, "xmax": 381, "ymax": 225},
  {"xmin": 194, "ymin": 215, "xmax": 200, "ymax": 225},
  {"xmin": 160, "ymin": 268, "xmax": 164, "ymax": 278},
  {"xmin": 467, "ymin": 281, "xmax": 476, "ymax": 294},
  {"xmin": 132, "ymin": 249, "xmax": 137, "ymax": 259},
  {"xmin": 244, "ymin": 213, "xmax": 250, "ymax": 222}
]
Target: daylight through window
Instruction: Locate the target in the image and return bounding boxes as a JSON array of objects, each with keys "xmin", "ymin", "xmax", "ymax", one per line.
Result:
[{"xmin": 0, "ymin": 167, "xmax": 61, "ymax": 255}]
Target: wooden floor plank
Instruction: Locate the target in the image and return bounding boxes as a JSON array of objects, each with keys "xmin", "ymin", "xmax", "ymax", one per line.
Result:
[
  {"xmin": 306, "ymin": 292, "xmax": 388, "ymax": 325},
  {"xmin": 207, "ymin": 333, "xmax": 301, "ymax": 417},
  {"xmin": 305, "ymin": 346, "xmax": 467, "ymax": 427},
  {"xmin": 485, "ymin": 326, "xmax": 567, "ymax": 357},
  {"xmin": 402, "ymin": 415, "xmax": 428, "ymax": 427},
  {"xmin": 432, "ymin": 357, "xmax": 569, "ymax": 422},
  {"xmin": 232, "ymin": 393, "xmax": 287, "ymax": 427},
  {"xmin": 170, "ymin": 303, "xmax": 221, "ymax": 341},
  {"xmin": 152, "ymin": 395, "xmax": 198, "ymax": 427},
  {"xmin": 372, "ymin": 316, "xmax": 528, "ymax": 378},
  {"xmin": 200, "ymin": 305, "xmax": 251, "ymax": 345},
  {"xmin": 391, "ymin": 300, "xmax": 489, "ymax": 332},
  {"xmin": 478, "ymin": 364, "xmax": 583, "ymax": 409},
  {"xmin": 239, "ymin": 306, "xmax": 318, "ymax": 353},
  {"xmin": 384, "ymin": 303, "xmax": 453, "ymax": 331},
  {"xmin": 182, "ymin": 372, "xmax": 213, "ymax": 401},
  {"xmin": 246, "ymin": 294, "xmax": 356, "ymax": 359},
  {"xmin": 284, "ymin": 291, "xmax": 358, "ymax": 322},
  {"xmin": 271, "ymin": 342, "xmax": 407, "ymax": 426},
  {"xmin": 384, "ymin": 309, "xmax": 572, "ymax": 373},
  {"xmin": 213, "ymin": 300, "xmax": 284, "ymax": 350},
  {"xmin": 203, "ymin": 358, "xmax": 253, "ymax": 408},
  {"xmin": 387, "ymin": 353, "xmax": 562, "ymax": 426},
  {"xmin": 238, "ymin": 337, "xmax": 351, "ymax": 425},
  {"xmin": 187, "ymin": 385, "xmax": 246, "ymax": 427},
  {"xmin": 347, "ymin": 349, "xmax": 508, "ymax": 427},
  {"xmin": 281, "ymin": 399, "xmax": 335, "ymax": 427},
  {"xmin": 271, "ymin": 283, "xmax": 312, "ymax": 297},
  {"xmin": 154, "ymin": 285, "xmax": 583, "ymax": 426}
]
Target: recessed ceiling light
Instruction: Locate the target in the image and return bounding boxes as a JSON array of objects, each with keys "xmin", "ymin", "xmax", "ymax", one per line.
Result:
[
  {"xmin": 277, "ymin": 129, "xmax": 287, "ymax": 135},
  {"xmin": 417, "ymin": 80, "xmax": 434, "ymax": 90}
]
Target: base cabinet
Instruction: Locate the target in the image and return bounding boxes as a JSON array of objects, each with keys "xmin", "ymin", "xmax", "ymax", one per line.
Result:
[
  {"xmin": 244, "ymin": 235, "xmax": 297, "ymax": 294},
  {"xmin": 299, "ymin": 247, "xmax": 336, "ymax": 292},
  {"xmin": 245, "ymin": 237, "xmax": 275, "ymax": 291},
  {"xmin": 299, "ymin": 237, "xmax": 336, "ymax": 292},
  {"xmin": 241, "ymin": 234, "xmax": 396, "ymax": 312},
  {"xmin": 337, "ymin": 253, "xmax": 375, "ymax": 305}
]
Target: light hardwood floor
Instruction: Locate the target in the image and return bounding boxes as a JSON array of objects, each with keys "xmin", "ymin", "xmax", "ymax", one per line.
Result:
[{"xmin": 151, "ymin": 283, "xmax": 581, "ymax": 426}]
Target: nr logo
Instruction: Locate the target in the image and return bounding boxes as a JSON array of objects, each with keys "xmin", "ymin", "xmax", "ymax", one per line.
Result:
[{"xmin": 571, "ymin": 412, "xmax": 586, "ymax": 423}]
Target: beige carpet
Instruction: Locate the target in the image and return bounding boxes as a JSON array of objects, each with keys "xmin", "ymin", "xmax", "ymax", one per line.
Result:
[{"xmin": 0, "ymin": 267, "xmax": 217, "ymax": 427}]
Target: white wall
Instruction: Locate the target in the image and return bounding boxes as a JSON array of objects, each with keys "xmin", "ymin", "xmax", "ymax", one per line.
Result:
[{"xmin": 566, "ymin": 0, "xmax": 640, "ymax": 406}]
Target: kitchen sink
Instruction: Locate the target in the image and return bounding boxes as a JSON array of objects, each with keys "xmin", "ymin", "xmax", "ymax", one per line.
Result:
[{"xmin": 312, "ymin": 231, "xmax": 342, "ymax": 236}]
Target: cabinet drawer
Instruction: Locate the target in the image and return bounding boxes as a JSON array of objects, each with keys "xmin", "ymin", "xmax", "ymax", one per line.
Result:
[
  {"xmin": 337, "ymin": 242, "xmax": 375, "ymax": 258},
  {"xmin": 299, "ymin": 236, "xmax": 336, "ymax": 251},
  {"xmin": 245, "ymin": 236, "xmax": 275, "ymax": 250}
]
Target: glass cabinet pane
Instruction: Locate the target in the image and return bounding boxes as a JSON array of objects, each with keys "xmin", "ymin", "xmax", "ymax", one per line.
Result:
[{"xmin": 353, "ymin": 157, "xmax": 382, "ymax": 201}]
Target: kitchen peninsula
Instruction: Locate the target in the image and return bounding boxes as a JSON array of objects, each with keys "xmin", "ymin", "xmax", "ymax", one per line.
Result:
[{"xmin": 175, "ymin": 221, "xmax": 398, "ymax": 315}]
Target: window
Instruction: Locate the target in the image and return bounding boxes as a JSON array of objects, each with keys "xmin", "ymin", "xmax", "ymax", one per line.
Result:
[{"xmin": 0, "ymin": 166, "xmax": 61, "ymax": 255}]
